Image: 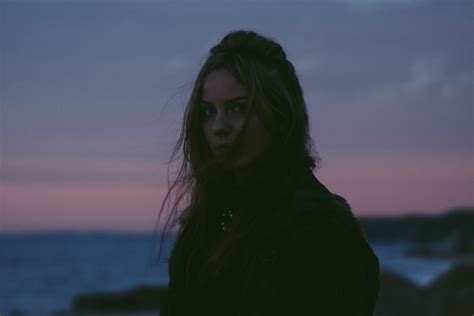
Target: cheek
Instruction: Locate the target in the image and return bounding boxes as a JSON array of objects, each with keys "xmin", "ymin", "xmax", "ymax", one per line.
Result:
[
  {"xmin": 245, "ymin": 117, "xmax": 271, "ymax": 149},
  {"xmin": 233, "ymin": 119, "xmax": 245, "ymax": 135},
  {"xmin": 256, "ymin": 128, "xmax": 271, "ymax": 150},
  {"xmin": 202, "ymin": 121, "xmax": 212, "ymax": 143}
]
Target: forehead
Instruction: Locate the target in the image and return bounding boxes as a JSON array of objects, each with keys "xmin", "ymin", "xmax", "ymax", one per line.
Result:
[{"xmin": 201, "ymin": 69, "xmax": 247, "ymax": 103}]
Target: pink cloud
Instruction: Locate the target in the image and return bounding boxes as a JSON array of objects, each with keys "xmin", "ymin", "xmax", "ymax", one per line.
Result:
[
  {"xmin": 1, "ymin": 152, "xmax": 472, "ymax": 231},
  {"xmin": 317, "ymin": 151, "xmax": 473, "ymax": 216},
  {"xmin": 1, "ymin": 182, "xmax": 167, "ymax": 232}
]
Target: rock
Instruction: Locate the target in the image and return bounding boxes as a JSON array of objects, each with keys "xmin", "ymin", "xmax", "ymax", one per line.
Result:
[
  {"xmin": 69, "ymin": 263, "xmax": 474, "ymax": 316},
  {"xmin": 9, "ymin": 309, "xmax": 25, "ymax": 316},
  {"xmin": 424, "ymin": 263, "xmax": 474, "ymax": 316},
  {"xmin": 373, "ymin": 270, "xmax": 424, "ymax": 316},
  {"xmin": 72, "ymin": 285, "xmax": 167, "ymax": 312},
  {"xmin": 374, "ymin": 263, "xmax": 474, "ymax": 316}
]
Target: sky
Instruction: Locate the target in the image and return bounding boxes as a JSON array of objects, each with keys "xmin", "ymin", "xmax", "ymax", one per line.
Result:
[{"xmin": 0, "ymin": 0, "xmax": 472, "ymax": 232}]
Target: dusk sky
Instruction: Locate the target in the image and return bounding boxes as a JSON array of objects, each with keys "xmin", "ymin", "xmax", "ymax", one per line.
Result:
[{"xmin": 1, "ymin": 0, "xmax": 472, "ymax": 232}]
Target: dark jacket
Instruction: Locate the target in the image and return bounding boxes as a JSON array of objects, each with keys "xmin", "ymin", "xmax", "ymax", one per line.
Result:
[{"xmin": 163, "ymin": 169, "xmax": 380, "ymax": 316}]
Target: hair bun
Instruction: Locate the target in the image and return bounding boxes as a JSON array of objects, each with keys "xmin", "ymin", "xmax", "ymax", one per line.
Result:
[{"xmin": 210, "ymin": 30, "xmax": 288, "ymax": 67}]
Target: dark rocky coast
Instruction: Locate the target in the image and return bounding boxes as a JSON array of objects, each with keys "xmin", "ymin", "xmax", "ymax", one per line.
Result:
[
  {"xmin": 60, "ymin": 208, "xmax": 474, "ymax": 316},
  {"xmin": 361, "ymin": 208, "xmax": 474, "ymax": 259},
  {"xmin": 56, "ymin": 264, "xmax": 473, "ymax": 316}
]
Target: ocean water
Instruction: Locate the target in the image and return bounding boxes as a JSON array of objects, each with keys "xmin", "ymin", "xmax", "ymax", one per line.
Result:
[
  {"xmin": 0, "ymin": 234, "xmax": 470, "ymax": 316},
  {"xmin": 0, "ymin": 233, "xmax": 174, "ymax": 316},
  {"xmin": 371, "ymin": 242, "xmax": 464, "ymax": 286}
]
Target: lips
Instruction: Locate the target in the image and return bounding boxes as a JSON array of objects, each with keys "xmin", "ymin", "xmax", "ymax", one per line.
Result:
[
  {"xmin": 216, "ymin": 143, "xmax": 230, "ymax": 148},
  {"xmin": 214, "ymin": 144, "xmax": 231, "ymax": 152},
  {"xmin": 215, "ymin": 144, "xmax": 230, "ymax": 150}
]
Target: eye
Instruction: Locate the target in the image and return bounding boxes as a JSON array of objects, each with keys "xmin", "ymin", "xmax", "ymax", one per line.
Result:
[
  {"xmin": 200, "ymin": 104, "xmax": 215, "ymax": 118},
  {"xmin": 229, "ymin": 102, "xmax": 246, "ymax": 114}
]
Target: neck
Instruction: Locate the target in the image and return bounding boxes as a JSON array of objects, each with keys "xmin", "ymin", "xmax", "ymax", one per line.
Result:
[
  {"xmin": 233, "ymin": 163, "xmax": 256, "ymax": 189},
  {"xmin": 225, "ymin": 147, "xmax": 297, "ymax": 195},
  {"xmin": 231, "ymin": 152, "xmax": 271, "ymax": 190}
]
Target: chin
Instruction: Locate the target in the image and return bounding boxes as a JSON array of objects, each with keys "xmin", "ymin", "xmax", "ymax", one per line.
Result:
[
  {"xmin": 232, "ymin": 157, "xmax": 257, "ymax": 169},
  {"xmin": 214, "ymin": 155, "xmax": 247, "ymax": 169}
]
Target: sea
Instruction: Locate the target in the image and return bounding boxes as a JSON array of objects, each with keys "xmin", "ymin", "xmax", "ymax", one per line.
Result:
[{"xmin": 0, "ymin": 233, "xmax": 471, "ymax": 316}]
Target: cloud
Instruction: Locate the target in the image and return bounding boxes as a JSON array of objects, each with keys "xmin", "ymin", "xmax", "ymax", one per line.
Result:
[
  {"xmin": 318, "ymin": 151, "xmax": 474, "ymax": 215},
  {"xmin": 293, "ymin": 55, "xmax": 324, "ymax": 76},
  {"xmin": 342, "ymin": 0, "xmax": 426, "ymax": 8},
  {"xmin": 366, "ymin": 57, "xmax": 451, "ymax": 102},
  {"xmin": 1, "ymin": 181, "xmax": 166, "ymax": 232},
  {"xmin": 403, "ymin": 58, "xmax": 443, "ymax": 95},
  {"xmin": 163, "ymin": 55, "xmax": 194, "ymax": 74},
  {"xmin": 2, "ymin": 157, "xmax": 168, "ymax": 185}
]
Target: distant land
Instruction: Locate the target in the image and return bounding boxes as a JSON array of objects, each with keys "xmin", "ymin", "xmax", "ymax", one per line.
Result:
[
  {"xmin": 359, "ymin": 207, "xmax": 474, "ymax": 242},
  {"xmin": 360, "ymin": 207, "xmax": 474, "ymax": 258}
]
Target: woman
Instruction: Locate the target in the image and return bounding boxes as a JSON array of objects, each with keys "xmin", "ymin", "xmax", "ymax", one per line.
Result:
[{"xmin": 158, "ymin": 30, "xmax": 380, "ymax": 316}]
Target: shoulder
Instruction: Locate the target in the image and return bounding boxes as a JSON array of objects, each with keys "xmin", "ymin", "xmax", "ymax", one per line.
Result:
[
  {"xmin": 289, "ymin": 170, "xmax": 359, "ymax": 233},
  {"xmin": 279, "ymin": 170, "xmax": 380, "ymax": 315},
  {"xmin": 286, "ymin": 170, "xmax": 375, "ymax": 260}
]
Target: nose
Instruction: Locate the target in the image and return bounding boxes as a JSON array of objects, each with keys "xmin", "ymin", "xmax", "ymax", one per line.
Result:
[{"xmin": 212, "ymin": 111, "xmax": 231, "ymax": 135}]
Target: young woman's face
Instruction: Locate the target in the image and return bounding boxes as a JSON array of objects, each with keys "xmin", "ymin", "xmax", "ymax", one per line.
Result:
[{"xmin": 201, "ymin": 69, "xmax": 271, "ymax": 168}]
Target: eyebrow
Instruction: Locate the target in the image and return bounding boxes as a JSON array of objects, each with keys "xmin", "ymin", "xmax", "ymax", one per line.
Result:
[{"xmin": 201, "ymin": 96, "xmax": 248, "ymax": 106}]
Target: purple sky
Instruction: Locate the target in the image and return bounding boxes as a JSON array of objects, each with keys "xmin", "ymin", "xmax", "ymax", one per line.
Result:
[{"xmin": 1, "ymin": 0, "xmax": 472, "ymax": 232}]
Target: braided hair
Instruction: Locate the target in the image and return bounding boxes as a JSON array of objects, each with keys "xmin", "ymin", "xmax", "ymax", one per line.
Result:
[{"xmin": 158, "ymin": 30, "xmax": 320, "ymax": 285}]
